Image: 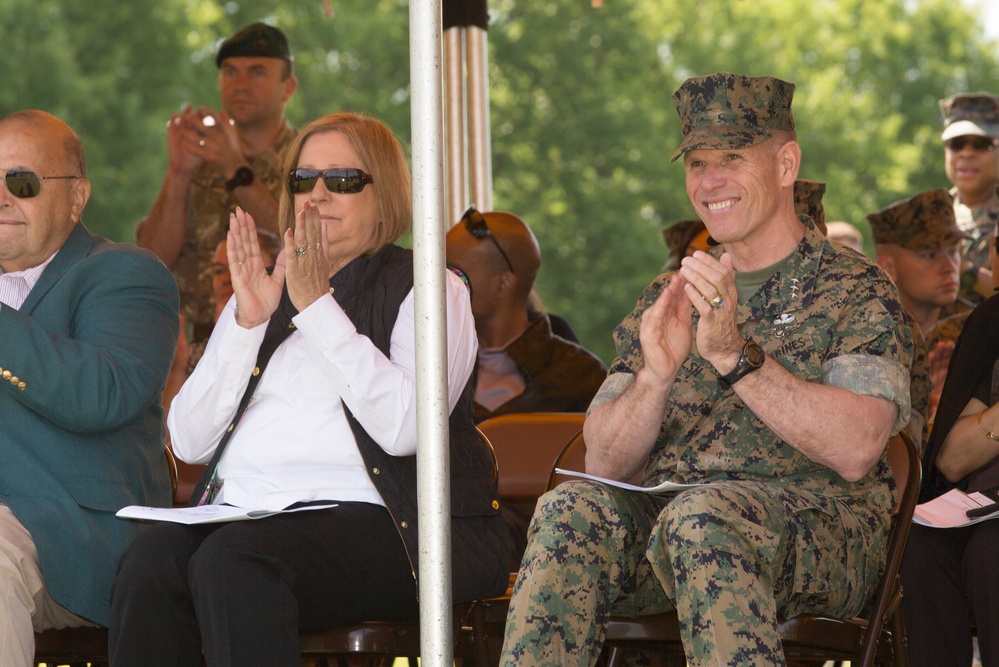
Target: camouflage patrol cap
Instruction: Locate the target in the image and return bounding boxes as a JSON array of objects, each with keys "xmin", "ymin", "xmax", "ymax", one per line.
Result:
[
  {"xmin": 216, "ymin": 23, "xmax": 293, "ymax": 67},
  {"xmin": 670, "ymin": 72, "xmax": 795, "ymax": 162},
  {"xmin": 866, "ymin": 189, "xmax": 971, "ymax": 250},
  {"xmin": 939, "ymin": 92, "xmax": 999, "ymax": 141},
  {"xmin": 793, "ymin": 180, "xmax": 826, "ymax": 226}
]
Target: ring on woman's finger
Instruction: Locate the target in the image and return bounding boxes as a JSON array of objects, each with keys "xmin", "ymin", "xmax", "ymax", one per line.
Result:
[
  {"xmin": 707, "ymin": 295, "xmax": 724, "ymax": 309},
  {"xmin": 295, "ymin": 247, "xmax": 308, "ymax": 257},
  {"xmin": 311, "ymin": 243, "xmax": 321, "ymax": 251}
]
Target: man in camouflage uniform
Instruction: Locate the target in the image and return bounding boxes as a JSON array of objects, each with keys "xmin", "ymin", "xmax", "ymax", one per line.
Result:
[
  {"xmin": 939, "ymin": 92, "xmax": 999, "ymax": 305},
  {"xmin": 500, "ymin": 72, "xmax": 913, "ymax": 667},
  {"xmin": 868, "ymin": 189, "xmax": 973, "ymax": 429},
  {"xmin": 137, "ymin": 23, "xmax": 298, "ymax": 342},
  {"xmin": 868, "ymin": 189, "xmax": 973, "ymax": 340}
]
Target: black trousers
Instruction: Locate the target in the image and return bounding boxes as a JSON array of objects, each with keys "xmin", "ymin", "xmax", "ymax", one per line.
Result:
[
  {"xmin": 108, "ymin": 502, "xmax": 418, "ymax": 667},
  {"xmin": 901, "ymin": 520, "xmax": 999, "ymax": 667}
]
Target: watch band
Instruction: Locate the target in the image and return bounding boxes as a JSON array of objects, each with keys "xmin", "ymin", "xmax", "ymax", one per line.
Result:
[{"xmin": 719, "ymin": 338, "xmax": 765, "ymax": 386}]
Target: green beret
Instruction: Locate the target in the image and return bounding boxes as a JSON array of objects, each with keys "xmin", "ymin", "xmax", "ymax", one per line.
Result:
[{"xmin": 216, "ymin": 22, "xmax": 292, "ymax": 67}]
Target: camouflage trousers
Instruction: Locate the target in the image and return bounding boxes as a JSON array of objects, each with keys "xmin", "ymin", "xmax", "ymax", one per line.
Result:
[{"xmin": 500, "ymin": 479, "xmax": 885, "ymax": 666}]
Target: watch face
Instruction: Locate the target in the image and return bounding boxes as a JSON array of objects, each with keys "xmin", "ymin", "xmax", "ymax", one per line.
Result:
[{"xmin": 744, "ymin": 340, "xmax": 765, "ymax": 367}]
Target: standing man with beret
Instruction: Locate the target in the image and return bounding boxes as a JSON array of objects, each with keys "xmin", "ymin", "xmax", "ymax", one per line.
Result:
[
  {"xmin": 939, "ymin": 92, "xmax": 999, "ymax": 304},
  {"xmin": 137, "ymin": 22, "xmax": 298, "ymax": 344},
  {"xmin": 500, "ymin": 72, "xmax": 913, "ymax": 666},
  {"xmin": 0, "ymin": 110, "xmax": 178, "ymax": 665}
]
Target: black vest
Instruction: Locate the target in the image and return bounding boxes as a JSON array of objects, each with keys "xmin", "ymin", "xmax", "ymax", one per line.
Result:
[{"xmin": 192, "ymin": 245, "xmax": 508, "ymax": 602}]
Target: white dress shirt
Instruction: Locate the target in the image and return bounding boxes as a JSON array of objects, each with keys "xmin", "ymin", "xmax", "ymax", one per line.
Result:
[
  {"xmin": 0, "ymin": 253, "xmax": 57, "ymax": 309},
  {"xmin": 168, "ymin": 270, "xmax": 478, "ymax": 512}
]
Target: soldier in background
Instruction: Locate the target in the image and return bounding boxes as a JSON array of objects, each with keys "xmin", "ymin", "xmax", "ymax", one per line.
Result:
[
  {"xmin": 939, "ymin": 92, "xmax": 999, "ymax": 304},
  {"xmin": 137, "ymin": 22, "xmax": 298, "ymax": 345},
  {"xmin": 793, "ymin": 178, "xmax": 827, "ymax": 235},
  {"xmin": 869, "ymin": 189, "xmax": 973, "ymax": 340}
]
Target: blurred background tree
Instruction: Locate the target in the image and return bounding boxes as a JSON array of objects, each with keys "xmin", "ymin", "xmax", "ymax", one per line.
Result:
[{"xmin": 1, "ymin": 0, "xmax": 997, "ymax": 361}]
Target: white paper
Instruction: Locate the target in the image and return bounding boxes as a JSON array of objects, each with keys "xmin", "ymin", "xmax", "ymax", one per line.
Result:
[
  {"xmin": 912, "ymin": 488, "xmax": 998, "ymax": 528},
  {"xmin": 554, "ymin": 468, "xmax": 706, "ymax": 494},
  {"xmin": 116, "ymin": 503, "xmax": 337, "ymax": 525}
]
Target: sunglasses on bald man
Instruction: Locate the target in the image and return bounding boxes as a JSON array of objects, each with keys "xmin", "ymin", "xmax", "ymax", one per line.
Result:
[
  {"xmin": 3, "ymin": 169, "xmax": 79, "ymax": 199},
  {"xmin": 460, "ymin": 206, "xmax": 515, "ymax": 274}
]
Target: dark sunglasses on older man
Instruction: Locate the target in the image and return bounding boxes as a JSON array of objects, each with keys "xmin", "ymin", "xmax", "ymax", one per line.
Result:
[
  {"xmin": 944, "ymin": 136, "xmax": 996, "ymax": 152},
  {"xmin": 3, "ymin": 169, "xmax": 78, "ymax": 199},
  {"xmin": 461, "ymin": 206, "xmax": 515, "ymax": 273},
  {"xmin": 288, "ymin": 168, "xmax": 373, "ymax": 195}
]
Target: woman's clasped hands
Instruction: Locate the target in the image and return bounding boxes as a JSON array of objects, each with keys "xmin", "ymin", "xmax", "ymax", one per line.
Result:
[{"xmin": 227, "ymin": 202, "xmax": 331, "ymax": 329}]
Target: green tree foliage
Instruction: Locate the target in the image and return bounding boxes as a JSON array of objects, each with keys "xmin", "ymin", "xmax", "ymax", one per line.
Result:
[{"xmin": 1, "ymin": 0, "xmax": 997, "ymax": 362}]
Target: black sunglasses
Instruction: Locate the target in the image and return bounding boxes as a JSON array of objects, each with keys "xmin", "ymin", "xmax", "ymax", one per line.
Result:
[
  {"xmin": 461, "ymin": 206, "xmax": 515, "ymax": 273},
  {"xmin": 288, "ymin": 168, "xmax": 373, "ymax": 195},
  {"xmin": 3, "ymin": 169, "xmax": 78, "ymax": 199},
  {"xmin": 944, "ymin": 136, "xmax": 996, "ymax": 152}
]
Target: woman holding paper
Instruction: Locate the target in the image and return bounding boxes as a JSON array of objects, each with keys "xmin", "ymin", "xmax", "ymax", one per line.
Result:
[
  {"xmin": 901, "ymin": 292, "xmax": 999, "ymax": 667},
  {"xmin": 108, "ymin": 113, "xmax": 508, "ymax": 666}
]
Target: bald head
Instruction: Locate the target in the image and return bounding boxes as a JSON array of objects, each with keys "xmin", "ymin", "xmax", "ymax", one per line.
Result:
[
  {"xmin": 480, "ymin": 212, "xmax": 541, "ymax": 296},
  {"xmin": 1, "ymin": 110, "xmax": 86, "ymax": 178},
  {"xmin": 446, "ymin": 209, "xmax": 542, "ymax": 336},
  {"xmin": 0, "ymin": 110, "xmax": 91, "ymax": 272}
]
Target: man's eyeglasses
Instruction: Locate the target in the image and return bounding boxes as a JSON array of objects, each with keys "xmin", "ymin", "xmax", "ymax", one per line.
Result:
[
  {"xmin": 288, "ymin": 168, "xmax": 374, "ymax": 195},
  {"xmin": 461, "ymin": 206, "xmax": 514, "ymax": 273},
  {"xmin": 3, "ymin": 170, "xmax": 78, "ymax": 199},
  {"xmin": 944, "ymin": 136, "xmax": 997, "ymax": 152}
]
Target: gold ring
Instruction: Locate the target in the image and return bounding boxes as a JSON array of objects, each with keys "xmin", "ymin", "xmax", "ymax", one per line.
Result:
[
  {"xmin": 311, "ymin": 243, "xmax": 321, "ymax": 250},
  {"xmin": 707, "ymin": 295, "xmax": 724, "ymax": 309},
  {"xmin": 295, "ymin": 247, "xmax": 308, "ymax": 257}
]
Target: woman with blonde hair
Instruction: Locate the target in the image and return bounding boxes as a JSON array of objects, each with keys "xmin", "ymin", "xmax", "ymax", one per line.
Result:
[{"xmin": 109, "ymin": 113, "xmax": 508, "ymax": 666}]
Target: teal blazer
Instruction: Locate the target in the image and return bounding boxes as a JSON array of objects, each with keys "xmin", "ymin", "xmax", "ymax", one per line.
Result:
[{"xmin": 0, "ymin": 224, "xmax": 178, "ymax": 625}]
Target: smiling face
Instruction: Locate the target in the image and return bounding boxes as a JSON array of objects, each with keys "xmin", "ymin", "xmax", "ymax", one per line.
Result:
[
  {"xmin": 0, "ymin": 113, "xmax": 90, "ymax": 273},
  {"xmin": 683, "ymin": 138, "xmax": 798, "ymax": 252},
  {"xmin": 293, "ymin": 131, "xmax": 378, "ymax": 272},
  {"xmin": 944, "ymin": 135, "xmax": 999, "ymax": 203}
]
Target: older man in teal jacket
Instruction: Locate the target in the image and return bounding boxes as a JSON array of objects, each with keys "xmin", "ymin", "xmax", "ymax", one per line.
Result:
[{"xmin": 0, "ymin": 110, "xmax": 178, "ymax": 665}]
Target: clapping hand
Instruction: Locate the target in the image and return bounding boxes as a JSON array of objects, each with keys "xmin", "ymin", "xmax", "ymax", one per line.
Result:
[
  {"xmin": 639, "ymin": 274, "xmax": 694, "ymax": 387},
  {"xmin": 679, "ymin": 251, "xmax": 744, "ymax": 375},
  {"xmin": 227, "ymin": 207, "xmax": 286, "ymax": 328},
  {"xmin": 285, "ymin": 201, "xmax": 332, "ymax": 313}
]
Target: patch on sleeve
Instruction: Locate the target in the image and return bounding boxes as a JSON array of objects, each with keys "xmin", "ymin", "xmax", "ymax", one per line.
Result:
[
  {"xmin": 587, "ymin": 372, "xmax": 635, "ymax": 415},
  {"xmin": 822, "ymin": 354, "xmax": 911, "ymax": 433}
]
